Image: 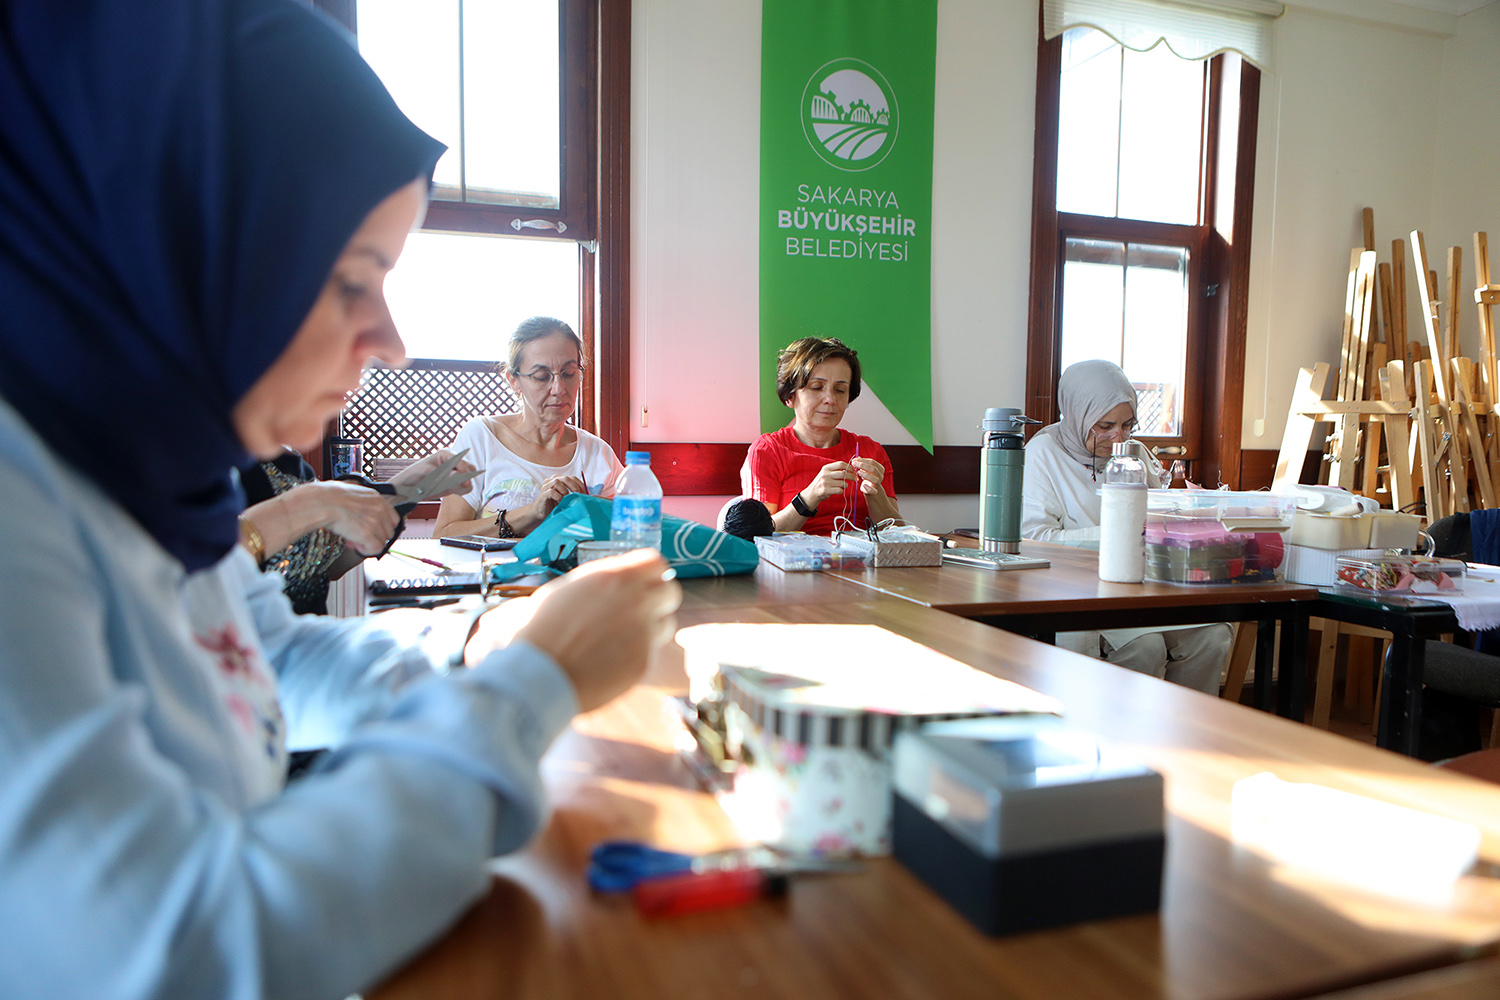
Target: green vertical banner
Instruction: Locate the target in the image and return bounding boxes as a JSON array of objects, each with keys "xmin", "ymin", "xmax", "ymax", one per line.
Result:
[{"xmin": 759, "ymin": 0, "xmax": 937, "ymax": 451}]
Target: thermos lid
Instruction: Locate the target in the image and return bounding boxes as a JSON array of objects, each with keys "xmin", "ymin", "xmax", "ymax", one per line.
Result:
[
  {"xmin": 1112, "ymin": 442, "xmax": 1131, "ymax": 456},
  {"xmin": 982, "ymin": 407, "xmax": 1024, "ymax": 434}
]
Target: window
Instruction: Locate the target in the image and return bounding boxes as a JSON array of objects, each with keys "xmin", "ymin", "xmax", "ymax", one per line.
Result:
[
  {"xmin": 1027, "ymin": 20, "xmax": 1261, "ymax": 487},
  {"xmin": 353, "ymin": 0, "xmax": 594, "ymax": 365},
  {"xmin": 306, "ymin": 0, "xmax": 630, "ymax": 476}
]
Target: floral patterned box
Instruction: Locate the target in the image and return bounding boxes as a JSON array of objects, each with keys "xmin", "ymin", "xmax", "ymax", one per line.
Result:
[{"xmin": 677, "ymin": 623, "xmax": 1061, "ymax": 856}]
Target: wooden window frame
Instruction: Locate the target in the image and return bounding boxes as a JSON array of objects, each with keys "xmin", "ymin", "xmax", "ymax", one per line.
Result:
[
  {"xmin": 1025, "ymin": 18, "xmax": 1260, "ymax": 489},
  {"xmin": 308, "ymin": 0, "xmax": 631, "ymax": 470}
]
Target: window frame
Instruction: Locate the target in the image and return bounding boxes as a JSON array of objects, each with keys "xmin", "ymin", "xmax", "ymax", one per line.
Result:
[
  {"xmin": 1025, "ymin": 15, "xmax": 1260, "ymax": 488},
  {"xmin": 308, "ymin": 0, "xmax": 631, "ymax": 468}
]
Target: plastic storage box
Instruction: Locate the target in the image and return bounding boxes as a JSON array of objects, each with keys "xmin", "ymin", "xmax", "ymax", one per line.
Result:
[
  {"xmin": 892, "ymin": 717, "xmax": 1164, "ymax": 935},
  {"xmin": 754, "ymin": 533, "xmax": 866, "ymax": 571},
  {"xmin": 1333, "ymin": 555, "xmax": 1466, "ymax": 595},
  {"xmin": 1143, "ymin": 491, "xmax": 1295, "ymax": 584}
]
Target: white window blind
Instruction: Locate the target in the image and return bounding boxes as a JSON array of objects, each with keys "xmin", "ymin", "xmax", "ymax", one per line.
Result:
[{"xmin": 1043, "ymin": 0, "xmax": 1282, "ymax": 69}]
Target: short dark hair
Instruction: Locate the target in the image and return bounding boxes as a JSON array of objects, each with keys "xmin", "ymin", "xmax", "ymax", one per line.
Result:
[
  {"xmin": 775, "ymin": 337, "xmax": 862, "ymax": 405},
  {"xmin": 503, "ymin": 316, "xmax": 585, "ymax": 375}
]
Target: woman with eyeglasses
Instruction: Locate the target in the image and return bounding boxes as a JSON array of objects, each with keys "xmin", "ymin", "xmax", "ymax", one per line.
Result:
[
  {"xmin": 434, "ymin": 316, "xmax": 624, "ymax": 539},
  {"xmin": 1022, "ymin": 360, "xmax": 1230, "ymax": 694}
]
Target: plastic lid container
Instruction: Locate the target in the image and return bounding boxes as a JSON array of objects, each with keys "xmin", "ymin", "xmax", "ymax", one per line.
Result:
[{"xmin": 1147, "ymin": 490, "xmax": 1298, "ymax": 531}]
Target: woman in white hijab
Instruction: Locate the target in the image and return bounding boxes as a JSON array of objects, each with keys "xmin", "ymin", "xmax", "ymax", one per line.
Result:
[{"xmin": 1022, "ymin": 360, "xmax": 1230, "ymax": 694}]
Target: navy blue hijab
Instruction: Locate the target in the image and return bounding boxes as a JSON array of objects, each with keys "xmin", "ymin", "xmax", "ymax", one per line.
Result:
[{"xmin": 0, "ymin": 0, "xmax": 444, "ymax": 570}]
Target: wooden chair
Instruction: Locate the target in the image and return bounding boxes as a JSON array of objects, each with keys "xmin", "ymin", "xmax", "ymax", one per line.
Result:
[{"xmin": 1222, "ymin": 618, "xmax": 1388, "ymax": 729}]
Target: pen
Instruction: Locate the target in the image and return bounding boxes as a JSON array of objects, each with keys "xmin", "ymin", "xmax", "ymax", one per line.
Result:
[{"xmin": 389, "ymin": 548, "xmax": 454, "ymax": 571}]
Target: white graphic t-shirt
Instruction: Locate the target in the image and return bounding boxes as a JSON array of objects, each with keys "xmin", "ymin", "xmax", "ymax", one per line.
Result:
[{"xmin": 451, "ymin": 417, "xmax": 624, "ymax": 518}]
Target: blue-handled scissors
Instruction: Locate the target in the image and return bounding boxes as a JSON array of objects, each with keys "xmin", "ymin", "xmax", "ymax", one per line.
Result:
[
  {"xmin": 587, "ymin": 840, "xmax": 851, "ymax": 893},
  {"xmin": 588, "ymin": 841, "xmax": 700, "ymax": 893}
]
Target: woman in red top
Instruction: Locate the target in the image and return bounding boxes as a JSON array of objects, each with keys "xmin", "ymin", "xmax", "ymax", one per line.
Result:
[{"xmin": 742, "ymin": 337, "xmax": 900, "ymax": 535}]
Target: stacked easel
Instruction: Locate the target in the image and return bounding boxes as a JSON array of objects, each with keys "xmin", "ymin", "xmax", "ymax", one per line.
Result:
[
  {"xmin": 1253, "ymin": 217, "xmax": 1498, "ymax": 732},
  {"xmin": 1272, "ymin": 214, "xmax": 1500, "ymax": 517}
]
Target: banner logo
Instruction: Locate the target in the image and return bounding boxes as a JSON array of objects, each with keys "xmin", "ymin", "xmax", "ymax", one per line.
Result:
[{"xmin": 801, "ymin": 58, "xmax": 899, "ymax": 171}]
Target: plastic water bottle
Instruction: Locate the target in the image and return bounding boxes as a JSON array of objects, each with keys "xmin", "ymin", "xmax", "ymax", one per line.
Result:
[
  {"xmin": 1098, "ymin": 442, "xmax": 1147, "ymax": 583},
  {"xmin": 609, "ymin": 451, "xmax": 663, "ymax": 552}
]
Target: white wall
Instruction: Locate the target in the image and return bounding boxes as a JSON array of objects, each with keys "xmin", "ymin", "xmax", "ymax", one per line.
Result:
[
  {"xmin": 1428, "ymin": 1, "xmax": 1500, "ymax": 344},
  {"xmin": 1242, "ymin": 5, "xmax": 1447, "ymax": 447},
  {"xmin": 632, "ymin": 0, "xmax": 1500, "ymax": 526}
]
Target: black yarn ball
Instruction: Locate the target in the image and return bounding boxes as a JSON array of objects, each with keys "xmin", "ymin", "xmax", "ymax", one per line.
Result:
[{"xmin": 721, "ymin": 498, "xmax": 775, "ymax": 539}]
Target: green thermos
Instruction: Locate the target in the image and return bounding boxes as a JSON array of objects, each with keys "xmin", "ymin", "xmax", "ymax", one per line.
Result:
[{"xmin": 979, "ymin": 408, "xmax": 1034, "ymax": 553}]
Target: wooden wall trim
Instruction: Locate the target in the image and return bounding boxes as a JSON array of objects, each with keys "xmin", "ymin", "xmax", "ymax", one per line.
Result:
[
  {"xmin": 1205, "ymin": 61, "xmax": 1261, "ymax": 490},
  {"xmin": 1023, "ymin": 24, "xmax": 1063, "ymax": 431},
  {"xmin": 633, "ymin": 442, "xmax": 980, "ymax": 496},
  {"xmin": 595, "ymin": 0, "xmax": 631, "ymax": 461}
]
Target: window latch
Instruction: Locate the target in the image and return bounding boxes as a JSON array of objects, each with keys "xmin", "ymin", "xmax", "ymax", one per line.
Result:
[{"xmin": 1205, "ymin": 283, "xmax": 1220, "ymax": 297}]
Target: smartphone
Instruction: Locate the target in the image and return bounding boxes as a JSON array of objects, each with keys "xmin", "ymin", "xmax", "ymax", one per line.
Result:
[{"xmin": 439, "ymin": 534, "xmax": 519, "ymax": 552}]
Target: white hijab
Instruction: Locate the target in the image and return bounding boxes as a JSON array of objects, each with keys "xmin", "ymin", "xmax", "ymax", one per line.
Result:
[{"xmin": 1032, "ymin": 360, "xmax": 1158, "ymax": 478}]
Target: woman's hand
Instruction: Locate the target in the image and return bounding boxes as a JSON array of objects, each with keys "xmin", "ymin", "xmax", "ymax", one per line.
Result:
[
  {"xmin": 803, "ymin": 461, "xmax": 857, "ymax": 509},
  {"xmin": 310, "ymin": 482, "xmax": 403, "ymax": 554},
  {"xmin": 465, "ymin": 548, "xmax": 681, "ymax": 713},
  {"xmin": 513, "ymin": 475, "xmax": 588, "ymax": 533},
  {"xmin": 388, "ymin": 449, "xmax": 478, "ymax": 500},
  {"xmin": 245, "ymin": 480, "xmax": 399, "ymax": 557},
  {"xmin": 850, "ymin": 456, "xmax": 886, "ymax": 497}
]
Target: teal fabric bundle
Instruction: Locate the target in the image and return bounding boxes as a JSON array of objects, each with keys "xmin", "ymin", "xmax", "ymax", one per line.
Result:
[{"xmin": 488, "ymin": 494, "xmax": 758, "ymax": 582}]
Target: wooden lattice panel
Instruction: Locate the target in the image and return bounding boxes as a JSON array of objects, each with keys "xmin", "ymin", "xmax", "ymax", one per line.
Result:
[{"xmin": 340, "ymin": 363, "xmax": 520, "ymax": 478}]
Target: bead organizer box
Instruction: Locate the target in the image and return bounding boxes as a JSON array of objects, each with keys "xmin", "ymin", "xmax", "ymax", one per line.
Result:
[
  {"xmin": 1142, "ymin": 490, "xmax": 1296, "ymax": 584},
  {"xmin": 1333, "ymin": 555, "xmax": 1466, "ymax": 594}
]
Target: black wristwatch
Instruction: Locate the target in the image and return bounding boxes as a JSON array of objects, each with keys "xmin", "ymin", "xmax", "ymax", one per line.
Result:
[
  {"xmin": 495, "ymin": 509, "xmax": 516, "ymax": 538},
  {"xmin": 790, "ymin": 492, "xmax": 819, "ymax": 518}
]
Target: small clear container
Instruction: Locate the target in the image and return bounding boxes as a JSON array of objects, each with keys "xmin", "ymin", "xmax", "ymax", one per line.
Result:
[
  {"xmin": 1332, "ymin": 555, "xmax": 1466, "ymax": 594},
  {"xmin": 1146, "ymin": 490, "xmax": 1299, "ymax": 530},
  {"xmin": 755, "ymin": 533, "xmax": 867, "ymax": 571}
]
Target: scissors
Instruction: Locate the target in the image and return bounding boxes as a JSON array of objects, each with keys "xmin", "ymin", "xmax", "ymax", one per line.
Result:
[
  {"xmin": 586, "ymin": 840, "xmax": 855, "ymax": 893},
  {"xmin": 370, "ymin": 448, "xmax": 478, "ymax": 515},
  {"xmin": 587, "ymin": 840, "xmax": 862, "ymax": 918}
]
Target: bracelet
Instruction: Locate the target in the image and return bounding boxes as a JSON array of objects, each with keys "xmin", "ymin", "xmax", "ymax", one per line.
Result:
[
  {"xmin": 237, "ymin": 514, "xmax": 266, "ymax": 567},
  {"xmin": 495, "ymin": 509, "xmax": 516, "ymax": 538},
  {"xmin": 790, "ymin": 492, "xmax": 819, "ymax": 518}
]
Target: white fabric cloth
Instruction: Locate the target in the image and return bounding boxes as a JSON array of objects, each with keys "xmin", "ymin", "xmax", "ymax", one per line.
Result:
[
  {"xmin": 1400, "ymin": 578, "xmax": 1500, "ymax": 633},
  {"xmin": 452, "ymin": 416, "xmax": 623, "ymax": 518}
]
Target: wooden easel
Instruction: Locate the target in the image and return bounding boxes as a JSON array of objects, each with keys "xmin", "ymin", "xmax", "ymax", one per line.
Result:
[
  {"xmin": 1410, "ymin": 230, "xmax": 1499, "ymax": 516},
  {"xmin": 1271, "ymin": 360, "xmax": 1414, "ymax": 511}
]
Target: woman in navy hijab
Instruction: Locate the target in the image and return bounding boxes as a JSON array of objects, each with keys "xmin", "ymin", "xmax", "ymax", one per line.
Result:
[{"xmin": 0, "ymin": 2, "xmax": 678, "ymax": 997}]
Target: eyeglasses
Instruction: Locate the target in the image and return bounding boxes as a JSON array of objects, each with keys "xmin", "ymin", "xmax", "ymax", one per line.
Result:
[{"xmin": 514, "ymin": 366, "xmax": 583, "ymax": 386}]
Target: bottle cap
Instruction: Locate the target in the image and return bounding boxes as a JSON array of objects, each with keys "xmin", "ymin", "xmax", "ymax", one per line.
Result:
[
  {"xmin": 1111, "ymin": 442, "xmax": 1131, "ymax": 456},
  {"xmin": 625, "ymin": 451, "xmax": 651, "ymax": 465}
]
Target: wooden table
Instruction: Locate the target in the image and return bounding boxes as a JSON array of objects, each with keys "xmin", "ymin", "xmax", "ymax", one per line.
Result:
[
  {"xmin": 1311, "ymin": 958, "xmax": 1500, "ymax": 999},
  {"xmin": 371, "ymin": 590, "xmax": 1500, "ymax": 1000},
  {"xmin": 830, "ymin": 539, "xmax": 1322, "ymax": 720}
]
